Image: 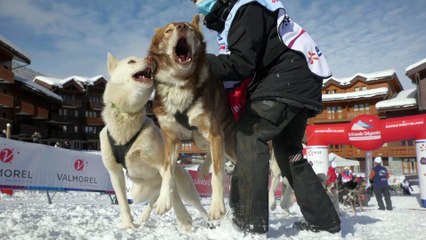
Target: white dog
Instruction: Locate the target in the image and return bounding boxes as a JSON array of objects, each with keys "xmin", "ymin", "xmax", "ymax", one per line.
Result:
[{"xmin": 99, "ymin": 53, "xmax": 209, "ymax": 231}]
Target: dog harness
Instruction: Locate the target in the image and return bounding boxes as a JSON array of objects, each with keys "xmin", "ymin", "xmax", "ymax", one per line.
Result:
[{"xmin": 107, "ymin": 120, "xmax": 146, "ymax": 170}]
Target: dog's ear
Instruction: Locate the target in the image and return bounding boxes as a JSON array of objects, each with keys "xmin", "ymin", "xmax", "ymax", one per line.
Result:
[
  {"xmin": 191, "ymin": 14, "xmax": 202, "ymax": 32},
  {"xmin": 107, "ymin": 52, "xmax": 118, "ymax": 75}
]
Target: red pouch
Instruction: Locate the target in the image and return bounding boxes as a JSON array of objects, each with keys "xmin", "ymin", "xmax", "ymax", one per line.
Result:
[{"xmin": 227, "ymin": 77, "xmax": 251, "ymax": 122}]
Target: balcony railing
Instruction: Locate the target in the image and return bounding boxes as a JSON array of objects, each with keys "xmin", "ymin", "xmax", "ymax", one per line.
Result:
[
  {"xmin": 89, "ymin": 101, "xmax": 104, "ymax": 111},
  {"xmin": 63, "ymin": 99, "xmax": 82, "ymax": 108},
  {"xmin": 16, "ymin": 102, "xmax": 34, "ymax": 115},
  {"xmin": 0, "ymin": 66, "xmax": 14, "ymax": 83},
  {"xmin": 0, "ymin": 117, "xmax": 12, "ymax": 129},
  {"xmin": 330, "ymin": 145, "xmax": 416, "ymax": 159},
  {"xmin": 178, "ymin": 141, "xmax": 207, "ymax": 154},
  {"xmin": 85, "ymin": 117, "xmax": 104, "ymax": 126},
  {"xmin": 49, "ymin": 113, "xmax": 77, "ymax": 124},
  {"xmin": 0, "ymin": 92, "xmax": 14, "ymax": 107},
  {"xmin": 19, "ymin": 124, "xmax": 48, "ymax": 137},
  {"xmin": 34, "ymin": 106, "xmax": 49, "ymax": 119},
  {"xmin": 50, "ymin": 130, "xmax": 82, "ymax": 139}
]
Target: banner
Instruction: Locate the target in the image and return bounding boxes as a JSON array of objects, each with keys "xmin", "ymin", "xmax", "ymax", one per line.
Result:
[{"xmin": 0, "ymin": 138, "xmax": 113, "ymax": 193}]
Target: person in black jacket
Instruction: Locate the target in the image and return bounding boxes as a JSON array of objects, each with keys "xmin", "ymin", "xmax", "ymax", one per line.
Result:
[{"xmin": 192, "ymin": 0, "xmax": 340, "ymax": 234}]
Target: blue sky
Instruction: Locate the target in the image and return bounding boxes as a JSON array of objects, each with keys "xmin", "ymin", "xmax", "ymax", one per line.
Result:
[{"xmin": 1, "ymin": 0, "xmax": 425, "ymax": 89}]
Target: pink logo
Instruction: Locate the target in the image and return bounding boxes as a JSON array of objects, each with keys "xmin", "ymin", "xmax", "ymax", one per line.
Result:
[
  {"xmin": 74, "ymin": 159, "xmax": 85, "ymax": 172},
  {"xmin": 0, "ymin": 148, "xmax": 14, "ymax": 163},
  {"xmin": 308, "ymin": 51, "xmax": 319, "ymax": 64}
]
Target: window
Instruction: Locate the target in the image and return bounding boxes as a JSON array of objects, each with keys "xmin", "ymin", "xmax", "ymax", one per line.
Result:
[
  {"xmin": 354, "ymin": 104, "xmax": 359, "ymax": 111},
  {"xmin": 355, "ymin": 87, "xmax": 360, "ymax": 92},
  {"xmin": 327, "ymin": 106, "xmax": 332, "ymax": 113},
  {"xmin": 74, "ymin": 126, "xmax": 78, "ymax": 133},
  {"xmin": 337, "ymin": 106, "xmax": 342, "ymax": 112},
  {"xmin": 365, "ymin": 103, "xmax": 370, "ymax": 110},
  {"xmin": 359, "ymin": 104, "xmax": 365, "ymax": 111},
  {"xmin": 62, "ymin": 125, "xmax": 67, "ymax": 132},
  {"xmin": 362, "ymin": 86, "xmax": 367, "ymax": 91}
]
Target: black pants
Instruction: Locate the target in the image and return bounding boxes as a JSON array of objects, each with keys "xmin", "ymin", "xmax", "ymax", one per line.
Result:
[
  {"xmin": 374, "ymin": 187, "xmax": 392, "ymax": 210},
  {"xmin": 230, "ymin": 100, "xmax": 340, "ymax": 233}
]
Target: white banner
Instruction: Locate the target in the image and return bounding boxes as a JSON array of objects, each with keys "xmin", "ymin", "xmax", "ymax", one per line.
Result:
[
  {"xmin": 416, "ymin": 139, "xmax": 426, "ymax": 207},
  {"xmin": 0, "ymin": 138, "xmax": 113, "ymax": 193},
  {"xmin": 307, "ymin": 145, "xmax": 329, "ymax": 174}
]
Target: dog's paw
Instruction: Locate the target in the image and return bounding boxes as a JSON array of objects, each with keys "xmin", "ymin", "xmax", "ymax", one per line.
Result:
[
  {"xmin": 138, "ymin": 207, "xmax": 152, "ymax": 223},
  {"xmin": 154, "ymin": 193, "xmax": 173, "ymax": 215},
  {"xmin": 177, "ymin": 217, "xmax": 193, "ymax": 232},
  {"xmin": 119, "ymin": 218, "xmax": 135, "ymax": 230},
  {"xmin": 119, "ymin": 212, "xmax": 135, "ymax": 229},
  {"xmin": 208, "ymin": 200, "xmax": 225, "ymax": 220},
  {"xmin": 269, "ymin": 200, "xmax": 277, "ymax": 210}
]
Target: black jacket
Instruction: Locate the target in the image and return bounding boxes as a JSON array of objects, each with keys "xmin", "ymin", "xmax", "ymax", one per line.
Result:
[{"xmin": 205, "ymin": 2, "xmax": 324, "ymax": 117}]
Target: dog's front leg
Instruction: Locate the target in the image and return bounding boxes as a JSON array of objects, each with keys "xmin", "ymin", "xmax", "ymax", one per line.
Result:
[
  {"xmin": 208, "ymin": 133, "xmax": 225, "ymax": 220},
  {"xmin": 109, "ymin": 166, "xmax": 134, "ymax": 229},
  {"xmin": 269, "ymin": 153, "xmax": 281, "ymax": 210},
  {"xmin": 155, "ymin": 134, "xmax": 179, "ymax": 215}
]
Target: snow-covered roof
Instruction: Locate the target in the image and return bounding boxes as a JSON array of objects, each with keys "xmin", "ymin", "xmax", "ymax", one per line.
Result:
[
  {"xmin": 0, "ymin": 34, "xmax": 31, "ymax": 64},
  {"xmin": 15, "ymin": 76, "xmax": 62, "ymax": 102},
  {"xmin": 405, "ymin": 58, "xmax": 426, "ymax": 73},
  {"xmin": 34, "ymin": 75, "xmax": 105, "ymax": 89},
  {"xmin": 325, "ymin": 69, "xmax": 396, "ymax": 86},
  {"xmin": 322, "ymin": 87, "xmax": 388, "ymax": 102},
  {"xmin": 375, "ymin": 88, "xmax": 417, "ymax": 110}
]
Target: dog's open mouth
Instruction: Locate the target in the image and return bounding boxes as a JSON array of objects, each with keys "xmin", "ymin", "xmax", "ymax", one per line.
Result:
[
  {"xmin": 174, "ymin": 38, "xmax": 192, "ymax": 64},
  {"xmin": 133, "ymin": 67, "xmax": 153, "ymax": 83}
]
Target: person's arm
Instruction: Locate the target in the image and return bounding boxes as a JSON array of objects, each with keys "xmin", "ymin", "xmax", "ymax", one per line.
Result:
[
  {"xmin": 369, "ymin": 170, "xmax": 375, "ymax": 182},
  {"xmin": 206, "ymin": 3, "xmax": 267, "ymax": 82}
]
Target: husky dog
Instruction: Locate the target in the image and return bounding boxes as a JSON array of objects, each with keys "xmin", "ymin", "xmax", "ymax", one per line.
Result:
[
  {"xmin": 99, "ymin": 53, "xmax": 208, "ymax": 231},
  {"xmin": 148, "ymin": 15, "xmax": 236, "ymax": 220}
]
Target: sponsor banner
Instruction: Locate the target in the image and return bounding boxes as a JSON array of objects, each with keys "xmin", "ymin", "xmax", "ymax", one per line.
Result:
[
  {"xmin": 416, "ymin": 139, "xmax": 426, "ymax": 207},
  {"xmin": 187, "ymin": 170, "xmax": 231, "ymax": 197},
  {"xmin": 187, "ymin": 170, "xmax": 283, "ymax": 198},
  {"xmin": 306, "ymin": 145, "xmax": 329, "ymax": 174},
  {"xmin": 0, "ymin": 138, "xmax": 113, "ymax": 193}
]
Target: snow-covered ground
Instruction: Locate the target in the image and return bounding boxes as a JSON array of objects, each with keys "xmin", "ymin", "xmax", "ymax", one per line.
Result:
[{"xmin": 1, "ymin": 186, "xmax": 425, "ymax": 240}]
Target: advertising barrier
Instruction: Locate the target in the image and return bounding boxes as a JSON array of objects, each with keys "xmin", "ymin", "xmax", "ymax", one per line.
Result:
[{"xmin": 0, "ymin": 138, "xmax": 113, "ymax": 193}]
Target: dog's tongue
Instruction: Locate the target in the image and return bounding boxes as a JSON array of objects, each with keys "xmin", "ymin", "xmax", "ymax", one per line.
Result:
[{"xmin": 178, "ymin": 54, "xmax": 188, "ymax": 62}]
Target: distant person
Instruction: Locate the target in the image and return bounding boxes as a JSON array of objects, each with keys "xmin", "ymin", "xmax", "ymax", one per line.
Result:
[
  {"xmin": 326, "ymin": 161, "xmax": 337, "ymax": 186},
  {"xmin": 54, "ymin": 142, "xmax": 61, "ymax": 148},
  {"xmin": 337, "ymin": 166, "xmax": 354, "ymax": 187},
  {"xmin": 32, "ymin": 131, "xmax": 41, "ymax": 143},
  {"xmin": 369, "ymin": 157, "xmax": 392, "ymax": 210},
  {"xmin": 0, "ymin": 130, "xmax": 6, "ymax": 138},
  {"xmin": 400, "ymin": 178, "xmax": 413, "ymax": 196},
  {"xmin": 63, "ymin": 141, "xmax": 71, "ymax": 149}
]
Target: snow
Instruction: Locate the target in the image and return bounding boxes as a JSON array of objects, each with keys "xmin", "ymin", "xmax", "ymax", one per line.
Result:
[
  {"xmin": 0, "ymin": 34, "xmax": 31, "ymax": 64},
  {"xmin": 325, "ymin": 69, "xmax": 396, "ymax": 86},
  {"xmin": 376, "ymin": 88, "xmax": 417, "ymax": 110},
  {"xmin": 15, "ymin": 76, "xmax": 62, "ymax": 102},
  {"xmin": 322, "ymin": 87, "xmax": 388, "ymax": 102},
  {"xmin": 1, "ymin": 186, "xmax": 425, "ymax": 240},
  {"xmin": 33, "ymin": 75, "xmax": 105, "ymax": 89},
  {"xmin": 405, "ymin": 58, "xmax": 426, "ymax": 73}
]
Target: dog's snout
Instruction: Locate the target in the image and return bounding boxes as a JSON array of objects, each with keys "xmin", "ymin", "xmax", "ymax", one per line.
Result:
[{"xmin": 176, "ymin": 23, "xmax": 188, "ymax": 31}]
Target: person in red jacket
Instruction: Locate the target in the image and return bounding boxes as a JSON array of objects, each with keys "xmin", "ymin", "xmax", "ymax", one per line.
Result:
[{"xmin": 326, "ymin": 161, "xmax": 337, "ymax": 186}]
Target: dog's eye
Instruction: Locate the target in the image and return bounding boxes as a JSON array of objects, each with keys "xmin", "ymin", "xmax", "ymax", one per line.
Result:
[{"xmin": 128, "ymin": 60, "xmax": 136, "ymax": 64}]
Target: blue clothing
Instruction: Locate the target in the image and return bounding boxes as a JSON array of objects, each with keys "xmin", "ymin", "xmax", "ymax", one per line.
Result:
[{"xmin": 372, "ymin": 165, "xmax": 389, "ymax": 189}]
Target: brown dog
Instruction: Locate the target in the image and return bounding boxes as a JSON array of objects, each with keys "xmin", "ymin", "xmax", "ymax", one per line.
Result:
[{"xmin": 148, "ymin": 15, "xmax": 235, "ymax": 220}]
